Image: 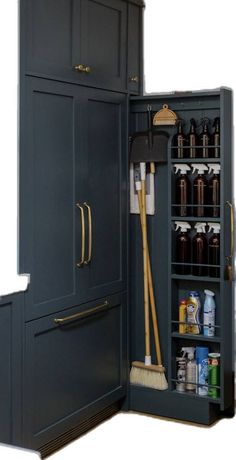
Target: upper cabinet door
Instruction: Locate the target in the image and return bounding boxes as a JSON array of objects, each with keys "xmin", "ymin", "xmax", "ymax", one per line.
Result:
[
  {"xmin": 79, "ymin": 0, "xmax": 127, "ymax": 92},
  {"xmin": 23, "ymin": 0, "xmax": 127, "ymax": 92},
  {"xmin": 127, "ymin": 2, "xmax": 143, "ymax": 95}
]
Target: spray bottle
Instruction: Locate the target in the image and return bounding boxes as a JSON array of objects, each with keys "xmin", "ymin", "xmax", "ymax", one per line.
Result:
[
  {"xmin": 207, "ymin": 163, "xmax": 220, "ymax": 217},
  {"xmin": 175, "ymin": 222, "xmax": 191, "ymax": 275},
  {"xmin": 208, "ymin": 223, "xmax": 221, "ymax": 278},
  {"xmin": 199, "ymin": 118, "xmax": 211, "ymax": 158},
  {"xmin": 181, "ymin": 347, "xmax": 197, "ymax": 392},
  {"xmin": 192, "ymin": 222, "xmax": 207, "ymax": 276},
  {"xmin": 203, "ymin": 290, "xmax": 216, "ymax": 337},
  {"xmin": 191, "ymin": 164, "xmax": 209, "ymax": 217},
  {"xmin": 211, "ymin": 117, "xmax": 220, "ymax": 158},
  {"xmin": 174, "ymin": 164, "xmax": 191, "ymax": 217},
  {"xmin": 172, "ymin": 120, "xmax": 186, "ymax": 158},
  {"xmin": 186, "ymin": 118, "xmax": 198, "ymax": 158}
]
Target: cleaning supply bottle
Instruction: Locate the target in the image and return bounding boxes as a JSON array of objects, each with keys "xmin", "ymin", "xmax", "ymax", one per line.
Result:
[
  {"xmin": 196, "ymin": 347, "xmax": 209, "ymax": 396},
  {"xmin": 208, "ymin": 223, "xmax": 220, "ymax": 277},
  {"xmin": 187, "ymin": 291, "xmax": 201, "ymax": 334},
  {"xmin": 192, "ymin": 222, "xmax": 207, "ymax": 276},
  {"xmin": 174, "ymin": 164, "xmax": 191, "ymax": 217},
  {"xmin": 175, "ymin": 222, "xmax": 191, "ymax": 275},
  {"xmin": 172, "ymin": 120, "xmax": 186, "ymax": 159},
  {"xmin": 207, "ymin": 163, "xmax": 220, "ymax": 218},
  {"xmin": 191, "ymin": 164, "xmax": 209, "ymax": 217},
  {"xmin": 203, "ymin": 289, "xmax": 216, "ymax": 337},
  {"xmin": 179, "ymin": 299, "xmax": 187, "ymax": 334},
  {"xmin": 199, "ymin": 118, "xmax": 210, "ymax": 158},
  {"xmin": 186, "ymin": 118, "xmax": 198, "ymax": 158},
  {"xmin": 211, "ymin": 117, "xmax": 220, "ymax": 158},
  {"xmin": 181, "ymin": 347, "xmax": 197, "ymax": 392}
]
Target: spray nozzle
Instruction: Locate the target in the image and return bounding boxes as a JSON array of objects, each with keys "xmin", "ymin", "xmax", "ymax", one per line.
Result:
[
  {"xmin": 174, "ymin": 164, "xmax": 191, "ymax": 175},
  {"xmin": 213, "ymin": 117, "xmax": 220, "ymax": 128},
  {"xmin": 175, "ymin": 221, "xmax": 191, "ymax": 233},
  {"xmin": 200, "ymin": 117, "xmax": 210, "ymax": 127},
  {"xmin": 194, "ymin": 222, "xmax": 207, "ymax": 233},
  {"xmin": 181, "ymin": 347, "xmax": 195, "ymax": 359},
  {"xmin": 191, "ymin": 163, "xmax": 209, "ymax": 175},
  {"xmin": 208, "ymin": 223, "xmax": 221, "ymax": 234},
  {"xmin": 207, "ymin": 163, "xmax": 221, "ymax": 175}
]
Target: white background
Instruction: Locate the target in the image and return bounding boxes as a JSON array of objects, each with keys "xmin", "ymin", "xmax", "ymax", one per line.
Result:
[{"xmin": 0, "ymin": 0, "xmax": 235, "ymax": 459}]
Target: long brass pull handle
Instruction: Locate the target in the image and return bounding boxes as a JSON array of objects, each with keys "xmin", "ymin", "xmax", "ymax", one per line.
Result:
[
  {"xmin": 74, "ymin": 64, "xmax": 91, "ymax": 74},
  {"xmin": 226, "ymin": 201, "xmax": 234, "ymax": 257},
  {"xmin": 84, "ymin": 202, "xmax": 92, "ymax": 265},
  {"xmin": 76, "ymin": 203, "xmax": 85, "ymax": 267},
  {"xmin": 54, "ymin": 301, "xmax": 109, "ymax": 325}
]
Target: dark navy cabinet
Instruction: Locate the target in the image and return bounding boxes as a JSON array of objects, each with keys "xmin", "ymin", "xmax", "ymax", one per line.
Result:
[
  {"xmin": 23, "ymin": 293, "xmax": 127, "ymax": 449},
  {"xmin": 23, "ymin": 0, "xmax": 128, "ymax": 92},
  {"xmin": 127, "ymin": 2, "xmax": 143, "ymax": 94},
  {"xmin": 20, "ymin": 78, "xmax": 127, "ymax": 321}
]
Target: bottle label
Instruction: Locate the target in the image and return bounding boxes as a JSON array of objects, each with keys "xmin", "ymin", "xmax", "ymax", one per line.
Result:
[{"xmin": 204, "ymin": 311, "xmax": 215, "ymax": 337}]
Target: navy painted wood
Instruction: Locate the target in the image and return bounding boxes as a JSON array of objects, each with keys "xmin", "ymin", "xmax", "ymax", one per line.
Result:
[
  {"xmin": 0, "ymin": 300, "xmax": 12, "ymax": 443},
  {"xmin": 23, "ymin": 293, "xmax": 127, "ymax": 448},
  {"xmin": 127, "ymin": 3, "xmax": 143, "ymax": 95}
]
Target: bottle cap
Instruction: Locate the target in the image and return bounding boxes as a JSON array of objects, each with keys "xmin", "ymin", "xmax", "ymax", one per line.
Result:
[
  {"xmin": 204, "ymin": 289, "xmax": 215, "ymax": 297},
  {"xmin": 194, "ymin": 222, "xmax": 207, "ymax": 233},
  {"xmin": 175, "ymin": 221, "xmax": 191, "ymax": 233},
  {"xmin": 174, "ymin": 164, "xmax": 191, "ymax": 175},
  {"xmin": 208, "ymin": 223, "xmax": 221, "ymax": 234},
  {"xmin": 207, "ymin": 163, "xmax": 221, "ymax": 175},
  {"xmin": 191, "ymin": 163, "xmax": 209, "ymax": 174}
]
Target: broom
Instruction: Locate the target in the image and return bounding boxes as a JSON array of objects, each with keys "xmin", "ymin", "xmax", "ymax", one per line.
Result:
[{"xmin": 130, "ymin": 163, "xmax": 168, "ymax": 390}]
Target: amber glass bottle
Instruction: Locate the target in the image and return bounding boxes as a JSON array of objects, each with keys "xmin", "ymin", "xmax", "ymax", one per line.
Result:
[
  {"xmin": 199, "ymin": 119, "xmax": 210, "ymax": 158},
  {"xmin": 211, "ymin": 117, "xmax": 220, "ymax": 158},
  {"xmin": 173, "ymin": 121, "xmax": 186, "ymax": 159},
  {"xmin": 186, "ymin": 118, "xmax": 198, "ymax": 158}
]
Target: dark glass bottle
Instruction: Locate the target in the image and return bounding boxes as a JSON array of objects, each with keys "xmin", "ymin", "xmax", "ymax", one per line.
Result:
[
  {"xmin": 192, "ymin": 165, "xmax": 208, "ymax": 217},
  {"xmin": 211, "ymin": 117, "xmax": 220, "ymax": 158},
  {"xmin": 208, "ymin": 165, "xmax": 220, "ymax": 217},
  {"xmin": 208, "ymin": 225, "xmax": 220, "ymax": 277},
  {"xmin": 173, "ymin": 121, "xmax": 186, "ymax": 159},
  {"xmin": 186, "ymin": 118, "xmax": 198, "ymax": 158},
  {"xmin": 175, "ymin": 165, "xmax": 191, "ymax": 217},
  {"xmin": 192, "ymin": 225, "xmax": 208, "ymax": 276},
  {"xmin": 199, "ymin": 119, "xmax": 211, "ymax": 158},
  {"xmin": 175, "ymin": 223, "xmax": 191, "ymax": 275}
]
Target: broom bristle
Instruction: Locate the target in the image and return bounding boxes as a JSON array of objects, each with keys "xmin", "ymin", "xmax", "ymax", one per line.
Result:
[{"xmin": 130, "ymin": 361, "xmax": 168, "ymax": 391}]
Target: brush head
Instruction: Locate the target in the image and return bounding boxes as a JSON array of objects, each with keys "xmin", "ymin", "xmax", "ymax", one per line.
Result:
[{"xmin": 130, "ymin": 361, "xmax": 168, "ymax": 391}]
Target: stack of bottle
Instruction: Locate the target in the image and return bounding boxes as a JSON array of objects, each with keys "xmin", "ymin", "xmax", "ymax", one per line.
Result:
[
  {"xmin": 176, "ymin": 346, "xmax": 220, "ymax": 399},
  {"xmin": 178, "ymin": 289, "xmax": 216, "ymax": 337},
  {"xmin": 174, "ymin": 222, "xmax": 220, "ymax": 277},
  {"xmin": 174, "ymin": 163, "xmax": 220, "ymax": 218},
  {"xmin": 172, "ymin": 117, "xmax": 220, "ymax": 159}
]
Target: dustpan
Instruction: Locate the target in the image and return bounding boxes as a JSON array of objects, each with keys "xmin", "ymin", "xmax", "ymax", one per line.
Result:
[{"xmin": 130, "ymin": 106, "xmax": 169, "ymax": 163}]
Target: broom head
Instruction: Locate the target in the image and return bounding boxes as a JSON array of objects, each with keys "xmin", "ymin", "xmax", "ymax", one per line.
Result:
[{"xmin": 130, "ymin": 361, "xmax": 168, "ymax": 391}]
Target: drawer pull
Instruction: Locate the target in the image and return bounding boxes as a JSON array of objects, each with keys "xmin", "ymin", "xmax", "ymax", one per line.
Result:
[
  {"xmin": 84, "ymin": 202, "xmax": 92, "ymax": 265},
  {"xmin": 74, "ymin": 64, "xmax": 91, "ymax": 74},
  {"xmin": 76, "ymin": 203, "xmax": 85, "ymax": 268},
  {"xmin": 129, "ymin": 76, "xmax": 139, "ymax": 84},
  {"xmin": 54, "ymin": 301, "xmax": 109, "ymax": 325}
]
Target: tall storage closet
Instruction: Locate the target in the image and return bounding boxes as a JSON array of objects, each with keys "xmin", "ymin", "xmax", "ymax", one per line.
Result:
[{"xmin": 0, "ymin": 0, "xmax": 234, "ymax": 457}]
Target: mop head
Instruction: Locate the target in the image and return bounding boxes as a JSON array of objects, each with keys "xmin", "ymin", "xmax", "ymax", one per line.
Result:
[{"xmin": 130, "ymin": 361, "xmax": 168, "ymax": 391}]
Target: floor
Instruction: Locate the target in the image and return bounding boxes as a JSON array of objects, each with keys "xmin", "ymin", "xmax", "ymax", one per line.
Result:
[{"xmin": 48, "ymin": 411, "xmax": 236, "ymax": 460}]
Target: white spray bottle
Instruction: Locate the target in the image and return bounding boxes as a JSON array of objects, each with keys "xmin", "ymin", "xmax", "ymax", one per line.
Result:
[{"xmin": 181, "ymin": 347, "xmax": 197, "ymax": 393}]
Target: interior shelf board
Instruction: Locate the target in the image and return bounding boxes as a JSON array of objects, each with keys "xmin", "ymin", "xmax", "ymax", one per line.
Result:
[
  {"xmin": 171, "ymin": 390, "xmax": 221, "ymax": 404},
  {"xmin": 171, "ymin": 216, "xmax": 221, "ymax": 222},
  {"xmin": 171, "ymin": 274, "xmax": 221, "ymax": 282},
  {"xmin": 171, "ymin": 332, "xmax": 221, "ymax": 343},
  {"xmin": 170, "ymin": 158, "xmax": 221, "ymax": 163}
]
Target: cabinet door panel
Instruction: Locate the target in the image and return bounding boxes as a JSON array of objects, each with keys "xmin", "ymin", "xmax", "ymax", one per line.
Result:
[
  {"xmin": 20, "ymin": 78, "xmax": 86, "ymax": 320},
  {"xmin": 127, "ymin": 3, "xmax": 142, "ymax": 94},
  {"xmin": 82, "ymin": 89, "xmax": 127, "ymax": 300},
  {"xmin": 80, "ymin": 0, "xmax": 127, "ymax": 91},
  {"xmin": 23, "ymin": 294, "xmax": 127, "ymax": 448}
]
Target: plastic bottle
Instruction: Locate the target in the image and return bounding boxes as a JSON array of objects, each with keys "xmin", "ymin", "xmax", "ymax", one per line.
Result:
[
  {"xmin": 203, "ymin": 289, "xmax": 216, "ymax": 337},
  {"xmin": 211, "ymin": 117, "xmax": 220, "ymax": 158},
  {"xmin": 192, "ymin": 164, "xmax": 209, "ymax": 217},
  {"xmin": 196, "ymin": 347, "xmax": 209, "ymax": 396},
  {"xmin": 187, "ymin": 291, "xmax": 201, "ymax": 334},
  {"xmin": 176, "ymin": 357, "xmax": 187, "ymax": 392},
  {"xmin": 173, "ymin": 120, "xmax": 186, "ymax": 159},
  {"xmin": 186, "ymin": 118, "xmax": 198, "ymax": 158},
  {"xmin": 199, "ymin": 118, "xmax": 211, "ymax": 158},
  {"xmin": 182, "ymin": 347, "xmax": 197, "ymax": 392},
  {"xmin": 192, "ymin": 222, "xmax": 208, "ymax": 276},
  {"xmin": 207, "ymin": 163, "xmax": 220, "ymax": 218},
  {"xmin": 179, "ymin": 299, "xmax": 187, "ymax": 334},
  {"xmin": 208, "ymin": 223, "xmax": 220, "ymax": 278},
  {"xmin": 174, "ymin": 164, "xmax": 191, "ymax": 217},
  {"xmin": 175, "ymin": 222, "xmax": 191, "ymax": 275}
]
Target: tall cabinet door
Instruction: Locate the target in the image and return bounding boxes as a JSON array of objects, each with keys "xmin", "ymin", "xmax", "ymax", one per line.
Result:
[
  {"xmin": 80, "ymin": 88, "xmax": 128, "ymax": 301},
  {"xmin": 20, "ymin": 77, "xmax": 86, "ymax": 320}
]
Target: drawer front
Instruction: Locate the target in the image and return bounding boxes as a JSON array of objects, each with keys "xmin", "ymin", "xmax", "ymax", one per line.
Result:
[{"xmin": 23, "ymin": 293, "xmax": 127, "ymax": 448}]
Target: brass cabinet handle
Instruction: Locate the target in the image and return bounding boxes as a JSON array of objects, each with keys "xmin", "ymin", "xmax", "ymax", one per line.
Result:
[
  {"xmin": 54, "ymin": 301, "xmax": 109, "ymax": 325},
  {"xmin": 129, "ymin": 76, "xmax": 139, "ymax": 84},
  {"xmin": 76, "ymin": 203, "xmax": 85, "ymax": 267},
  {"xmin": 74, "ymin": 64, "xmax": 91, "ymax": 74},
  {"xmin": 84, "ymin": 202, "xmax": 92, "ymax": 265},
  {"xmin": 226, "ymin": 201, "xmax": 234, "ymax": 257}
]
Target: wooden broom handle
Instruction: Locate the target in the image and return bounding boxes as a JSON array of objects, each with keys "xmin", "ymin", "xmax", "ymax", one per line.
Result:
[
  {"xmin": 137, "ymin": 188, "xmax": 163, "ymax": 367},
  {"xmin": 140, "ymin": 167, "xmax": 150, "ymax": 358}
]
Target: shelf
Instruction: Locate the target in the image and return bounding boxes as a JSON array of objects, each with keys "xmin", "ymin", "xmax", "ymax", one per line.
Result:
[
  {"xmin": 171, "ymin": 274, "xmax": 220, "ymax": 282},
  {"xmin": 172, "ymin": 216, "xmax": 221, "ymax": 223},
  {"xmin": 171, "ymin": 158, "xmax": 221, "ymax": 163},
  {"xmin": 171, "ymin": 390, "xmax": 221, "ymax": 404},
  {"xmin": 171, "ymin": 332, "xmax": 221, "ymax": 343},
  {"xmin": 171, "ymin": 146, "xmax": 221, "ymax": 150}
]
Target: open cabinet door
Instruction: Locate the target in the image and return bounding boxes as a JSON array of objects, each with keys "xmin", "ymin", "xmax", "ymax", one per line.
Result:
[{"xmin": 127, "ymin": 89, "xmax": 234, "ymax": 425}]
